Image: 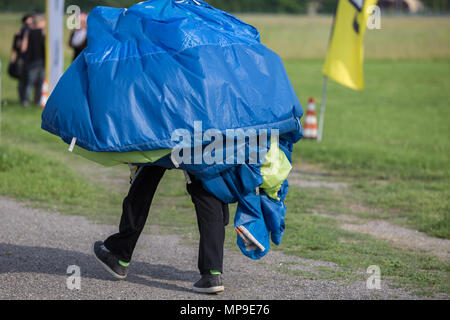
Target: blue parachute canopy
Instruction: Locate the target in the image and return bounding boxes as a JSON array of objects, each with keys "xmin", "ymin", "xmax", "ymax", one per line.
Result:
[
  {"xmin": 42, "ymin": 0, "xmax": 302, "ymax": 152},
  {"xmin": 41, "ymin": 0, "xmax": 304, "ymax": 260}
]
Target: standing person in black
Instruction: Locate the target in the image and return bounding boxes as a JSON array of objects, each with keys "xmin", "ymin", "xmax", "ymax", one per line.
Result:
[
  {"xmin": 9, "ymin": 14, "xmax": 34, "ymax": 103},
  {"xmin": 20, "ymin": 14, "xmax": 46, "ymax": 107},
  {"xmin": 93, "ymin": 165, "xmax": 229, "ymax": 294}
]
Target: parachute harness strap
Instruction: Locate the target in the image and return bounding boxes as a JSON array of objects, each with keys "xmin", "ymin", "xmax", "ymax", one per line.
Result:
[
  {"xmin": 68, "ymin": 138, "xmax": 77, "ymax": 152},
  {"xmin": 183, "ymin": 171, "xmax": 192, "ymax": 185}
]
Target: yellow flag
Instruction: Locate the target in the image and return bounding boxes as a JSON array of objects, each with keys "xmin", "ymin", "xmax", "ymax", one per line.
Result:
[{"xmin": 322, "ymin": 0, "xmax": 378, "ymax": 90}]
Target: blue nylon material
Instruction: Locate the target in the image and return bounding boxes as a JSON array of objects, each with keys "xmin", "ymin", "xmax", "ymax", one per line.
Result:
[{"xmin": 41, "ymin": 0, "xmax": 303, "ymax": 260}]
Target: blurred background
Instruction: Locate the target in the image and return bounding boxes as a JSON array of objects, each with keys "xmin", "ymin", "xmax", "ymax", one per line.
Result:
[
  {"xmin": 0, "ymin": 0, "xmax": 449, "ymax": 297},
  {"xmin": 0, "ymin": 0, "xmax": 449, "ymax": 13}
]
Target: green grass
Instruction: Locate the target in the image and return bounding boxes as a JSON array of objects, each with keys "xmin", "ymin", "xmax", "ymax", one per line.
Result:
[
  {"xmin": 0, "ymin": 144, "xmax": 123, "ymax": 221},
  {"xmin": 238, "ymin": 15, "xmax": 450, "ymax": 60},
  {"xmin": 0, "ymin": 13, "xmax": 449, "ymax": 297},
  {"xmin": 281, "ymin": 186, "xmax": 450, "ymax": 295},
  {"xmin": 289, "ymin": 60, "xmax": 450, "ymax": 178},
  {"xmin": 288, "ymin": 60, "xmax": 450, "ymax": 238}
]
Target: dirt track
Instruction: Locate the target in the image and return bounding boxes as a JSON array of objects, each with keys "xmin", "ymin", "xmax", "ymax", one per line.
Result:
[{"xmin": 0, "ymin": 196, "xmax": 421, "ymax": 300}]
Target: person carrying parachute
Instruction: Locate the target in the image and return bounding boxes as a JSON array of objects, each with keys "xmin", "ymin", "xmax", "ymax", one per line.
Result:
[{"xmin": 41, "ymin": 0, "xmax": 303, "ymax": 294}]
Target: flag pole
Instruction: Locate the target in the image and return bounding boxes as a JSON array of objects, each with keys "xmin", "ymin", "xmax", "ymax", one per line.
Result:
[
  {"xmin": 45, "ymin": 0, "xmax": 50, "ymax": 86},
  {"xmin": 317, "ymin": 76, "xmax": 328, "ymax": 142}
]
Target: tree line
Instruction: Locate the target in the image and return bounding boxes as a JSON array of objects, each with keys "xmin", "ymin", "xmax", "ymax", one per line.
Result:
[{"xmin": 0, "ymin": 0, "xmax": 337, "ymax": 13}]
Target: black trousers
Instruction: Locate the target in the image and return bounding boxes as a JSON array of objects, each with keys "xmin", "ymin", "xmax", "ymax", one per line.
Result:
[
  {"xmin": 22, "ymin": 60, "xmax": 44, "ymax": 105},
  {"xmin": 104, "ymin": 165, "xmax": 229, "ymax": 275}
]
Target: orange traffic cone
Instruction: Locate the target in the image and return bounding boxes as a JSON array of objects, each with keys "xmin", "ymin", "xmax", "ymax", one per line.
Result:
[
  {"xmin": 40, "ymin": 79, "xmax": 49, "ymax": 109},
  {"xmin": 303, "ymin": 97, "xmax": 318, "ymax": 139}
]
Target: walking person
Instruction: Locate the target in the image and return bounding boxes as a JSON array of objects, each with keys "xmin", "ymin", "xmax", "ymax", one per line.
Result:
[
  {"xmin": 93, "ymin": 165, "xmax": 229, "ymax": 294},
  {"xmin": 20, "ymin": 14, "xmax": 46, "ymax": 107}
]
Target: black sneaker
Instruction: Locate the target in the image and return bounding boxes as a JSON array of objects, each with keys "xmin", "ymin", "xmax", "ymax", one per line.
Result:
[
  {"xmin": 92, "ymin": 241, "xmax": 128, "ymax": 280},
  {"xmin": 192, "ymin": 274, "xmax": 224, "ymax": 294}
]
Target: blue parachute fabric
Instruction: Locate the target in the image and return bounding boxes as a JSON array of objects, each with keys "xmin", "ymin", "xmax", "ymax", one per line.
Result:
[
  {"xmin": 136, "ymin": 136, "xmax": 292, "ymax": 260},
  {"xmin": 40, "ymin": 0, "xmax": 303, "ymax": 260},
  {"xmin": 220, "ymin": 166, "xmax": 270, "ymax": 259},
  {"xmin": 42, "ymin": 0, "xmax": 302, "ymax": 152},
  {"xmin": 181, "ymin": 138, "xmax": 292, "ymax": 259},
  {"xmin": 261, "ymin": 186, "xmax": 287, "ymax": 246}
]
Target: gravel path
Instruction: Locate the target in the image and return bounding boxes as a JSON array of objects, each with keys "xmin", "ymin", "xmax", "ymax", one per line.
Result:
[{"xmin": 0, "ymin": 197, "xmax": 419, "ymax": 300}]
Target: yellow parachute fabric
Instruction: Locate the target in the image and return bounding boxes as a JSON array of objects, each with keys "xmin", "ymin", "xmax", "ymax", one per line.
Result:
[
  {"xmin": 260, "ymin": 137, "xmax": 292, "ymax": 200},
  {"xmin": 72, "ymin": 145, "xmax": 171, "ymax": 167}
]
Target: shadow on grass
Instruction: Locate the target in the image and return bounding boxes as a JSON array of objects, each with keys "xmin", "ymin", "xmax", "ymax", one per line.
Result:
[{"xmin": 0, "ymin": 243, "xmax": 198, "ymax": 294}]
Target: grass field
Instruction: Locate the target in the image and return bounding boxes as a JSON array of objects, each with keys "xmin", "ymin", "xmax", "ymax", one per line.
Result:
[{"xmin": 0, "ymin": 13, "xmax": 449, "ymax": 297}]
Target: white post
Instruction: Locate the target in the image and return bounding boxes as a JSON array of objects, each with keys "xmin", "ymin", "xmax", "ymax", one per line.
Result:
[
  {"xmin": 0, "ymin": 58, "xmax": 2, "ymax": 146},
  {"xmin": 46, "ymin": 0, "xmax": 65, "ymax": 94},
  {"xmin": 317, "ymin": 76, "xmax": 328, "ymax": 142}
]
